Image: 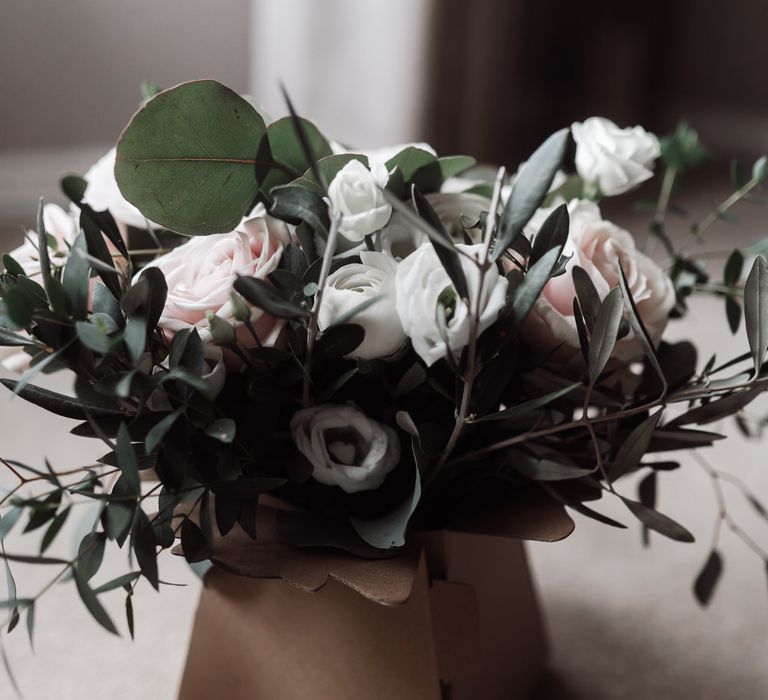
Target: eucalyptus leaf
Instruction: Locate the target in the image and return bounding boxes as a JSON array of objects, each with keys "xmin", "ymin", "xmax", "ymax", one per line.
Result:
[
  {"xmin": 145, "ymin": 408, "xmax": 184, "ymax": 453},
  {"xmin": 62, "ymin": 233, "xmax": 90, "ymax": 320},
  {"xmin": 116, "ymin": 80, "xmax": 269, "ymax": 235},
  {"xmin": 270, "ymin": 184, "xmax": 330, "ymax": 238},
  {"xmin": 317, "ymin": 323, "xmax": 365, "ymax": 358},
  {"xmin": 180, "ymin": 519, "xmax": 212, "ymax": 563}
]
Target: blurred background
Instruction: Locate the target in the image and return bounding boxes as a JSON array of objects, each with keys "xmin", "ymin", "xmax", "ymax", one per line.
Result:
[{"xmin": 1, "ymin": 1, "xmax": 767, "ymax": 698}]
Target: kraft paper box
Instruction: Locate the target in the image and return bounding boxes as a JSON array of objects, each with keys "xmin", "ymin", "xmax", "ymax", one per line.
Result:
[{"xmin": 176, "ymin": 488, "xmax": 573, "ymax": 700}]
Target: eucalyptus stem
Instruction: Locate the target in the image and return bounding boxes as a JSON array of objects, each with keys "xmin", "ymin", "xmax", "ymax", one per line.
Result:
[
  {"xmin": 454, "ymin": 371, "xmax": 768, "ymax": 465},
  {"xmin": 692, "ymin": 452, "xmax": 768, "ymax": 560},
  {"xmin": 425, "ymin": 167, "xmax": 506, "ymax": 487},
  {"xmin": 692, "ymin": 176, "xmax": 763, "ymax": 239},
  {"xmin": 302, "ymin": 213, "xmax": 342, "ymax": 406}
]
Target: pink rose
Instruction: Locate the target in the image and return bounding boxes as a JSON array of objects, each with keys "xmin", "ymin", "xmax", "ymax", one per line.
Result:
[
  {"xmin": 139, "ymin": 216, "xmax": 284, "ymax": 347},
  {"xmin": 520, "ymin": 199, "xmax": 674, "ymax": 362}
]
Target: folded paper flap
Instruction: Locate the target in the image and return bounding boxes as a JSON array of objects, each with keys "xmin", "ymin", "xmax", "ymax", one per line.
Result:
[
  {"xmin": 173, "ymin": 489, "xmax": 570, "ymax": 605},
  {"xmin": 446, "ymin": 484, "xmax": 575, "ymax": 542},
  {"xmin": 183, "ymin": 502, "xmax": 423, "ymax": 605},
  {"xmin": 428, "ymin": 580, "xmax": 482, "ymax": 682}
]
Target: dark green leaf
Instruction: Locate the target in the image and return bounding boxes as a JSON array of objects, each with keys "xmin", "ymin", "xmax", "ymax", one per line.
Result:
[
  {"xmin": 588, "ymin": 287, "xmax": 624, "ymax": 385},
  {"xmin": 123, "ymin": 315, "xmax": 146, "ymax": 365},
  {"xmin": 145, "ymin": 408, "xmax": 183, "ymax": 454},
  {"xmin": 724, "ymin": 249, "xmax": 744, "ymax": 286},
  {"xmin": 116, "ymin": 424, "xmax": 141, "ymax": 495},
  {"xmin": 493, "ymin": 128, "xmax": 569, "ymax": 261},
  {"xmin": 2, "ymin": 254, "xmax": 25, "ymax": 277},
  {"xmin": 76, "ymin": 532, "xmax": 106, "ymax": 581},
  {"xmin": 75, "ymin": 320, "xmax": 112, "ymax": 354},
  {"xmin": 4, "ymin": 286, "xmax": 34, "ymax": 327},
  {"xmin": 234, "ymin": 276, "xmax": 309, "ymax": 319},
  {"xmin": 0, "ymin": 552, "xmax": 68, "ymax": 565},
  {"xmin": 611, "ymin": 411, "xmax": 663, "ymax": 479},
  {"xmin": 125, "ymin": 593, "xmax": 135, "ymax": 640},
  {"xmin": 91, "ymin": 571, "xmax": 141, "ymax": 595},
  {"xmin": 412, "ymin": 186, "xmax": 469, "ymax": 300},
  {"xmin": 115, "ymin": 80, "xmax": 268, "ymax": 235},
  {"xmin": 437, "ymin": 155, "xmax": 476, "ymax": 180},
  {"xmin": 530, "ymin": 203, "xmax": 569, "ymax": 266},
  {"xmin": 744, "ymin": 256, "xmax": 768, "ymax": 376},
  {"xmin": 667, "ymin": 387, "xmax": 763, "ymax": 427},
  {"xmin": 693, "ymin": 550, "xmax": 723, "ymax": 607},
  {"xmin": 510, "ymin": 247, "xmax": 562, "ymax": 324},
  {"xmin": 325, "ymin": 295, "xmax": 382, "ymax": 328},
  {"xmin": 622, "ymin": 497, "xmax": 694, "ymax": 542},
  {"xmin": 318, "ymin": 323, "xmax": 365, "ymax": 357},
  {"xmin": 39, "ymin": 506, "xmax": 71, "ymax": 553},
  {"xmin": 131, "ymin": 509, "xmax": 158, "ymax": 590},
  {"xmin": 725, "ymin": 295, "xmax": 741, "ymax": 334},
  {"xmin": 514, "ymin": 458, "xmax": 595, "ymax": 481},
  {"xmin": 0, "ymin": 379, "xmax": 122, "ymax": 420},
  {"xmin": 572, "ymin": 266, "xmax": 601, "ymax": 331},
  {"xmin": 270, "ymin": 184, "xmax": 330, "ymax": 238},
  {"xmin": 80, "ymin": 215, "xmax": 122, "ymax": 299},
  {"xmin": 62, "ymin": 233, "xmax": 90, "ymax": 320},
  {"xmin": 73, "ymin": 569, "xmax": 118, "ymax": 634},
  {"xmin": 471, "ymin": 383, "xmax": 580, "ymax": 422},
  {"xmin": 180, "ymin": 519, "xmax": 212, "ymax": 563}
]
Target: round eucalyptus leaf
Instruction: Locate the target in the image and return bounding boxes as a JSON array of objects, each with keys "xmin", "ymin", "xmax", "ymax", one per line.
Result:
[{"xmin": 115, "ymin": 80, "xmax": 269, "ymax": 235}]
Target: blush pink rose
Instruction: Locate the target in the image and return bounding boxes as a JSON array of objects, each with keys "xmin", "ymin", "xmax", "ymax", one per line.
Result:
[
  {"xmin": 520, "ymin": 199, "xmax": 674, "ymax": 362},
  {"xmin": 138, "ymin": 216, "xmax": 284, "ymax": 347}
]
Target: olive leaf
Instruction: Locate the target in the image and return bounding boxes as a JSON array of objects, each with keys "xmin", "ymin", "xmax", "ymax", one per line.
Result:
[
  {"xmin": 744, "ymin": 255, "xmax": 768, "ymax": 376},
  {"xmin": 493, "ymin": 128, "xmax": 570, "ymax": 261},
  {"xmin": 587, "ymin": 287, "xmax": 624, "ymax": 385}
]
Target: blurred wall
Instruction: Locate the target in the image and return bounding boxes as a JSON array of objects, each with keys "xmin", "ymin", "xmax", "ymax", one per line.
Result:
[{"xmin": 0, "ymin": 0, "xmax": 249, "ymax": 226}]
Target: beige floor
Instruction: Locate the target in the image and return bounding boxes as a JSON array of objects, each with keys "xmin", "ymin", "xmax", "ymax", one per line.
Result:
[{"xmin": 1, "ymin": 178, "xmax": 768, "ymax": 698}]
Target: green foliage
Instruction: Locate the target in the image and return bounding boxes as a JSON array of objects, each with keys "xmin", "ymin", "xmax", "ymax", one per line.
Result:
[{"xmin": 115, "ymin": 80, "xmax": 270, "ymax": 235}]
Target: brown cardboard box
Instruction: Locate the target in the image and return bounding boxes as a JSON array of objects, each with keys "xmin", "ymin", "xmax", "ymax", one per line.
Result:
[{"xmin": 177, "ymin": 490, "xmax": 573, "ymax": 699}]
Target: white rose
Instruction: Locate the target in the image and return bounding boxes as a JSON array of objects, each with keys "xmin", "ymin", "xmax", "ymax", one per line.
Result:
[
  {"xmin": 137, "ymin": 216, "xmax": 284, "ymax": 346},
  {"xmin": 6, "ymin": 203, "xmax": 79, "ymax": 277},
  {"xmin": 377, "ymin": 192, "xmax": 494, "ymax": 261},
  {"xmin": 84, "ymin": 147, "xmax": 157, "ymax": 230},
  {"xmin": 327, "ymin": 159, "xmax": 392, "ymax": 242},
  {"xmin": 290, "ymin": 404, "xmax": 400, "ymax": 493},
  {"xmin": 572, "ymin": 117, "xmax": 661, "ymax": 196},
  {"xmin": 395, "ymin": 242, "xmax": 508, "ymax": 367},
  {"xmin": 520, "ymin": 199, "xmax": 674, "ymax": 361},
  {"xmin": 317, "ymin": 252, "xmax": 406, "ymax": 360}
]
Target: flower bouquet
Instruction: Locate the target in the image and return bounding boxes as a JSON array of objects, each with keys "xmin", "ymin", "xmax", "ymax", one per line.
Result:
[{"xmin": 1, "ymin": 80, "xmax": 767, "ymax": 698}]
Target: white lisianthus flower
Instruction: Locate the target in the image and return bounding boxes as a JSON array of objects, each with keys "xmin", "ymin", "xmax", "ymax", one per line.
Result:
[
  {"xmin": 7, "ymin": 203, "xmax": 79, "ymax": 276},
  {"xmin": 572, "ymin": 117, "xmax": 661, "ymax": 196},
  {"xmin": 395, "ymin": 242, "xmax": 508, "ymax": 367},
  {"xmin": 517, "ymin": 199, "xmax": 674, "ymax": 361},
  {"xmin": 137, "ymin": 216, "xmax": 284, "ymax": 346},
  {"xmin": 290, "ymin": 404, "xmax": 400, "ymax": 493},
  {"xmin": 317, "ymin": 252, "xmax": 405, "ymax": 360},
  {"xmin": 84, "ymin": 147, "xmax": 157, "ymax": 230},
  {"xmin": 327, "ymin": 159, "xmax": 392, "ymax": 242}
]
